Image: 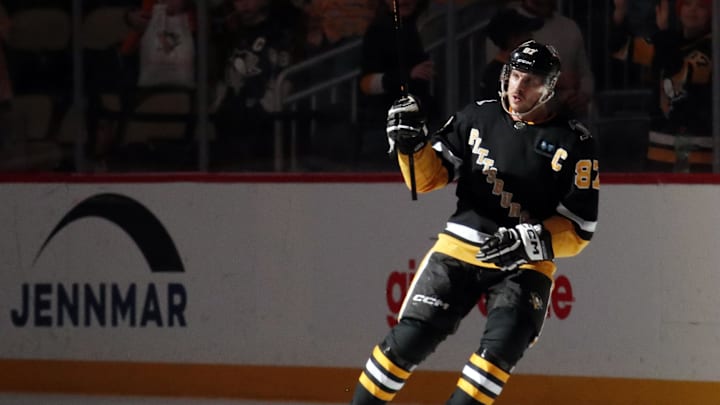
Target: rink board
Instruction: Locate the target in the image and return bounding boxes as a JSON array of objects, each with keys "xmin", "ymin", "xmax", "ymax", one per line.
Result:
[
  {"xmin": 0, "ymin": 174, "xmax": 719, "ymax": 404},
  {"xmin": 1, "ymin": 359, "xmax": 719, "ymax": 405}
]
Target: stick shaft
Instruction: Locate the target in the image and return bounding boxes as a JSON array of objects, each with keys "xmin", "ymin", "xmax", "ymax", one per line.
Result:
[
  {"xmin": 391, "ymin": 0, "xmax": 407, "ymax": 95},
  {"xmin": 409, "ymin": 153, "xmax": 418, "ymax": 200},
  {"xmin": 391, "ymin": 0, "xmax": 418, "ymax": 201}
]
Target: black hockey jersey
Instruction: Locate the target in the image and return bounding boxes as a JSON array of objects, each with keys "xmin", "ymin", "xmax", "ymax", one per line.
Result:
[{"xmin": 398, "ymin": 100, "xmax": 599, "ymax": 277}]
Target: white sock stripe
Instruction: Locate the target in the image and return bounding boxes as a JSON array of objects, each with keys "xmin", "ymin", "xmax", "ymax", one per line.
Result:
[
  {"xmin": 365, "ymin": 359, "xmax": 405, "ymax": 392},
  {"xmin": 461, "ymin": 365, "xmax": 503, "ymax": 396}
]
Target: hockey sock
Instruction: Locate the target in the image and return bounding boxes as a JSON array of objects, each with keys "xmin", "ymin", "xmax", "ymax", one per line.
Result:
[
  {"xmin": 446, "ymin": 351, "xmax": 511, "ymax": 405},
  {"xmin": 351, "ymin": 345, "xmax": 416, "ymax": 404}
]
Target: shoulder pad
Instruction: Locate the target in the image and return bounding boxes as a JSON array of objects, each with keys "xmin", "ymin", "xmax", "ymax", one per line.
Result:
[{"xmin": 568, "ymin": 119, "xmax": 592, "ymax": 141}]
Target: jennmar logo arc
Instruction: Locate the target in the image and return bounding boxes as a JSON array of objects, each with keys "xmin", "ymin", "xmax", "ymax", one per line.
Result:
[
  {"xmin": 35, "ymin": 193, "xmax": 185, "ymax": 272},
  {"xmin": 14, "ymin": 193, "xmax": 188, "ymax": 328}
]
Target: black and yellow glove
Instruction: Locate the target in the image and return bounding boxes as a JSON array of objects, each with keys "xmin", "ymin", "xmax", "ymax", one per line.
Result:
[
  {"xmin": 476, "ymin": 224, "xmax": 554, "ymax": 270},
  {"xmin": 386, "ymin": 94, "xmax": 428, "ymax": 155}
]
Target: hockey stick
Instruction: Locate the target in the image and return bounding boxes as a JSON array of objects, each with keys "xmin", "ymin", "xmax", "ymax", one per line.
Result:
[{"xmin": 391, "ymin": 0, "xmax": 418, "ymax": 201}]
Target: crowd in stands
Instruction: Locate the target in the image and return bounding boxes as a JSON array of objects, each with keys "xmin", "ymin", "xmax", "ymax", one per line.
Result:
[
  {"xmin": 0, "ymin": 0, "xmax": 714, "ymax": 173},
  {"xmin": 484, "ymin": 0, "xmax": 594, "ymax": 119},
  {"xmin": 610, "ymin": 0, "xmax": 713, "ymax": 172},
  {"xmin": 0, "ymin": 3, "xmax": 10, "ymax": 108},
  {"xmin": 357, "ymin": 0, "xmax": 434, "ymax": 167}
]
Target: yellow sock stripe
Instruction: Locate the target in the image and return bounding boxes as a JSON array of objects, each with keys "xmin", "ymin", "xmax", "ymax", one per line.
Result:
[
  {"xmin": 469, "ymin": 353, "xmax": 510, "ymax": 383},
  {"xmin": 457, "ymin": 377, "xmax": 495, "ymax": 405},
  {"xmin": 359, "ymin": 371, "xmax": 395, "ymax": 402},
  {"xmin": 372, "ymin": 346, "xmax": 412, "ymax": 380}
]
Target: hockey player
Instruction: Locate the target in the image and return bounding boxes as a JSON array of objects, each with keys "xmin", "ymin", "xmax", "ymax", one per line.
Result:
[{"xmin": 350, "ymin": 40, "xmax": 599, "ymax": 405}]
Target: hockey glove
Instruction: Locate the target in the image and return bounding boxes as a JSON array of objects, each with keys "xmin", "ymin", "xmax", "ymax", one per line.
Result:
[
  {"xmin": 476, "ymin": 223, "xmax": 554, "ymax": 271},
  {"xmin": 386, "ymin": 94, "xmax": 428, "ymax": 155}
]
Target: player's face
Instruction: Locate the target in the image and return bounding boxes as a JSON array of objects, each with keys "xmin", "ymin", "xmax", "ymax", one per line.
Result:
[{"xmin": 506, "ymin": 69, "xmax": 545, "ymax": 114}]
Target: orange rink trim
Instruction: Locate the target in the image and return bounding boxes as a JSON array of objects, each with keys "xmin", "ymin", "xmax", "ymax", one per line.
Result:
[{"xmin": 0, "ymin": 359, "xmax": 719, "ymax": 405}]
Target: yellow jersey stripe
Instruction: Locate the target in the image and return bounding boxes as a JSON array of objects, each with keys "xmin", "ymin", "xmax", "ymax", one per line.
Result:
[
  {"xmin": 397, "ymin": 144, "xmax": 449, "ymax": 193},
  {"xmin": 543, "ymin": 216, "xmax": 591, "ymax": 258}
]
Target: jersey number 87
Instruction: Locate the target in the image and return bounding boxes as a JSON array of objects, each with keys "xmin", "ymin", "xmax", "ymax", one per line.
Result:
[{"xmin": 574, "ymin": 159, "xmax": 600, "ymax": 190}]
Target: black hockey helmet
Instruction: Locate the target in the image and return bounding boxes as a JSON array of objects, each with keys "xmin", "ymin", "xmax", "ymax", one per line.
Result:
[{"xmin": 508, "ymin": 40, "xmax": 561, "ymax": 78}]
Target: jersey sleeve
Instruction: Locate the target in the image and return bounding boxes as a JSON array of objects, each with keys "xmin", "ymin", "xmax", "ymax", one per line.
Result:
[
  {"xmin": 397, "ymin": 102, "xmax": 498, "ymax": 193},
  {"xmin": 396, "ymin": 105, "xmax": 477, "ymax": 192},
  {"xmin": 397, "ymin": 144, "xmax": 449, "ymax": 192},
  {"xmin": 543, "ymin": 121, "xmax": 599, "ymax": 258}
]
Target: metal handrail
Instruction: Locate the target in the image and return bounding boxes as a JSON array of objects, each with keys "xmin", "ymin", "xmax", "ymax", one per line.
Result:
[
  {"xmin": 270, "ymin": 4, "xmax": 495, "ymax": 171},
  {"xmin": 271, "ymin": 40, "xmax": 364, "ymax": 171},
  {"xmin": 284, "ymin": 69, "xmax": 361, "ymax": 105},
  {"xmin": 273, "ymin": 38, "xmax": 362, "ymax": 111}
]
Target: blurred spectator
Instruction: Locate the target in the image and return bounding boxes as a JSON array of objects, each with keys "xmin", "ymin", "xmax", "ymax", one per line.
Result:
[
  {"xmin": 82, "ymin": 0, "xmax": 197, "ymax": 165},
  {"xmin": 478, "ymin": 8, "xmax": 542, "ymax": 101},
  {"xmin": 0, "ymin": 1, "xmax": 11, "ymax": 106},
  {"xmin": 120, "ymin": 0, "xmax": 197, "ymax": 87},
  {"xmin": 1, "ymin": 0, "xmax": 72, "ymax": 165},
  {"xmin": 302, "ymin": 0, "xmax": 373, "ymax": 85},
  {"xmin": 1, "ymin": 1, "xmax": 72, "ymax": 100},
  {"xmin": 122, "ymin": 0, "xmax": 195, "ymax": 52},
  {"xmin": 77, "ymin": 1, "xmax": 136, "ymax": 165},
  {"xmin": 610, "ymin": 0, "xmax": 713, "ymax": 172},
  {"xmin": 487, "ymin": 0, "xmax": 594, "ymax": 118},
  {"xmin": 305, "ymin": 0, "xmax": 374, "ymax": 54},
  {"xmin": 358, "ymin": 0, "xmax": 433, "ymax": 164},
  {"xmin": 598, "ymin": 0, "xmax": 658, "ymax": 89},
  {"xmin": 210, "ymin": 0, "xmax": 305, "ymax": 168},
  {"xmin": 0, "ymin": 1, "xmax": 12, "ymax": 149},
  {"xmin": 619, "ymin": 0, "xmax": 661, "ymax": 37}
]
